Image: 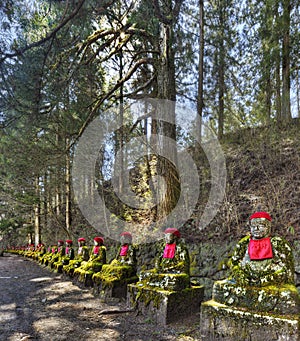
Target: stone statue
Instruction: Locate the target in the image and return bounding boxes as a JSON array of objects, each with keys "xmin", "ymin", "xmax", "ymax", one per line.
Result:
[
  {"xmin": 49, "ymin": 239, "xmax": 65, "ymax": 269},
  {"xmin": 92, "ymin": 232, "xmax": 137, "ymax": 294},
  {"xmin": 138, "ymin": 228, "xmax": 190, "ymax": 291},
  {"xmin": 55, "ymin": 239, "xmax": 75, "ymax": 273},
  {"xmin": 35, "ymin": 243, "xmax": 46, "ymax": 262},
  {"xmin": 42, "ymin": 244, "xmax": 58, "ymax": 266},
  {"xmin": 213, "ymin": 211, "xmax": 299, "ymax": 314},
  {"xmin": 74, "ymin": 237, "xmax": 106, "ymax": 285},
  {"xmin": 63, "ymin": 237, "xmax": 89, "ymax": 276}
]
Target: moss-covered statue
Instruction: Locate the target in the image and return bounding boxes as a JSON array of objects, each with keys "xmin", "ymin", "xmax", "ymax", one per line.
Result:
[
  {"xmin": 138, "ymin": 228, "xmax": 190, "ymax": 291},
  {"xmin": 63, "ymin": 237, "xmax": 89, "ymax": 277},
  {"xmin": 73, "ymin": 237, "xmax": 106, "ymax": 285},
  {"xmin": 24, "ymin": 244, "xmax": 35, "ymax": 258},
  {"xmin": 35, "ymin": 243, "xmax": 46, "ymax": 262},
  {"xmin": 213, "ymin": 211, "xmax": 300, "ymax": 314},
  {"xmin": 41, "ymin": 244, "xmax": 58, "ymax": 266},
  {"xmin": 54, "ymin": 239, "xmax": 75, "ymax": 273},
  {"xmin": 92, "ymin": 232, "xmax": 137, "ymax": 292},
  {"xmin": 49, "ymin": 239, "xmax": 65, "ymax": 269}
]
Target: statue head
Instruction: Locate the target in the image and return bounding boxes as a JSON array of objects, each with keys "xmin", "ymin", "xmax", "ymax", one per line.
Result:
[
  {"xmin": 164, "ymin": 228, "xmax": 181, "ymax": 244},
  {"xmin": 120, "ymin": 232, "xmax": 132, "ymax": 245},
  {"xmin": 58, "ymin": 240, "xmax": 64, "ymax": 247},
  {"xmin": 249, "ymin": 212, "xmax": 272, "ymax": 239},
  {"xmin": 94, "ymin": 236, "xmax": 104, "ymax": 246},
  {"xmin": 77, "ymin": 237, "xmax": 86, "ymax": 246},
  {"xmin": 66, "ymin": 239, "xmax": 73, "ymax": 247}
]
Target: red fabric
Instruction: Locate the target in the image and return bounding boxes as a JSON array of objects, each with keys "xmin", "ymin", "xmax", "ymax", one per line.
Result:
[
  {"xmin": 164, "ymin": 228, "xmax": 180, "ymax": 238},
  {"xmin": 120, "ymin": 245, "xmax": 129, "ymax": 256},
  {"xmin": 94, "ymin": 237, "xmax": 104, "ymax": 244},
  {"xmin": 248, "ymin": 237, "xmax": 273, "ymax": 260},
  {"xmin": 65, "ymin": 247, "xmax": 69, "ymax": 254},
  {"xmin": 93, "ymin": 246, "xmax": 100, "ymax": 255},
  {"xmin": 78, "ymin": 238, "xmax": 85, "ymax": 242},
  {"xmin": 163, "ymin": 243, "xmax": 176, "ymax": 258},
  {"xmin": 250, "ymin": 212, "xmax": 272, "ymax": 221},
  {"xmin": 120, "ymin": 232, "xmax": 132, "ymax": 238}
]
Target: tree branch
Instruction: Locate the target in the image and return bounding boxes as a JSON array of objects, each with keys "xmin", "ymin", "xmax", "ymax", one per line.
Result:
[
  {"xmin": 0, "ymin": 0, "xmax": 86, "ymax": 64},
  {"xmin": 67, "ymin": 58, "xmax": 155, "ymax": 150}
]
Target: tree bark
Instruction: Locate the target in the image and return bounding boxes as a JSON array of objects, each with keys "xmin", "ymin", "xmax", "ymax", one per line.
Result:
[
  {"xmin": 281, "ymin": 0, "xmax": 291, "ymax": 120},
  {"xmin": 218, "ymin": 5, "xmax": 225, "ymax": 140},
  {"xmin": 34, "ymin": 176, "xmax": 41, "ymax": 245},
  {"xmin": 152, "ymin": 0, "xmax": 182, "ymax": 222},
  {"xmin": 65, "ymin": 137, "xmax": 71, "ymax": 231},
  {"xmin": 197, "ymin": 0, "xmax": 204, "ymax": 144}
]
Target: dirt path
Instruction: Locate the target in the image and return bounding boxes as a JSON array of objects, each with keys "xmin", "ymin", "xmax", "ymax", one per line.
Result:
[{"xmin": 0, "ymin": 253, "xmax": 202, "ymax": 341}]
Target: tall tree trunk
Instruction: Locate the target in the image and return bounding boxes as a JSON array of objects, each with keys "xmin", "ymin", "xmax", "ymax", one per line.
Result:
[
  {"xmin": 296, "ymin": 66, "xmax": 300, "ymax": 118},
  {"xmin": 262, "ymin": 0, "xmax": 272, "ymax": 122},
  {"xmin": 281, "ymin": 0, "xmax": 291, "ymax": 120},
  {"xmin": 218, "ymin": 5, "xmax": 225, "ymax": 140},
  {"xmin": 197, "ymin": 0, "xmax": 204, "ymax": 144},
  {"xmin": 118, "ymin": 51, "xmax": 124, "ymax": 194},
  {"xmin": 152, "ymin": 0, "xmax": 182, "ymax": 222},
  {"xmin": 55, "ymin": 132, "xmax": 61, "ymax": 216},
  {"xmin": 34, "ymin": 176, "xmax": 41, "ymax": 245},
  {"xmin": 65, "ymin": 137, "xmax": 71, "ymax": 231}
]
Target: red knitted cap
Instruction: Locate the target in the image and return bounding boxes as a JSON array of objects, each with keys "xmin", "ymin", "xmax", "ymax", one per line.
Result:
[
  {"xmin": 250, "ymin": 211, "xmax": 272, "ymax": 221},
  {"xmin": 164, "ymin": 228, "xmax": 181, "ymax": 238},
  {"xmin": 120, "ymin": 232, "xmax": 132, "ymax": 238},
  {"xmin": 66, "ymin": 240, "xmax": 73, "ymax": 244},
  {"xmin": 78, "ymin": 237, "xmax": 86, "ymax": 242},
  {"xmin": 94, "ymin": 236, "xmax": 104, "ymax": 244}
]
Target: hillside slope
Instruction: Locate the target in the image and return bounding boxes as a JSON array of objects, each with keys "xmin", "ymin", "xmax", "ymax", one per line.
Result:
[{"xmin": 184, "ymin": 120, "xmax": 300, "ymax": 244}]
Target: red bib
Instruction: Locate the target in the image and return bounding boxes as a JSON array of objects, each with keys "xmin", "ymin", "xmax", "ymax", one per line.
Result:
[
  {"xmin": 120, "ymin": 245, "xmax": 129, "ymax": 256},
  {"xmin": 93, "ymin": 246, "xmax": 99, "ymax": 255},
  {"xmin": 163, "ymin": 243, "xmax": 176, "ymax": 259},
  {"xmin": 248, "ymin": 237, "xmax": 273, "ymax": 260}
]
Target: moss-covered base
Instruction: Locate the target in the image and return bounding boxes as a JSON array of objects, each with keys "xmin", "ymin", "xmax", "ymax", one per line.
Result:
[
  {"xmin": 213, "ymin": 280, "xmax": 300, "ymax": 314},
  {"xmin": 138, "ymin": 272, "xmax": 190, "ymax": 291},
  {"xmin": 91, "ymin": 264, "xmax": 137, "ymax": 299},
  {"xmin": 200, "ymin": 300, "xmax": 300, "ymax": 341},
  {"xmin": 127, "ymin": 284, "xmax": 204, "ymax": 325}
]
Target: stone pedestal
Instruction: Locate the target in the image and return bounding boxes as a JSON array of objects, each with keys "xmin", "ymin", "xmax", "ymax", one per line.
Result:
[
  {"xmin": 200, "ymin": 300, "xmax": 300, "ymax": 341},
  {"xmin": 213, "ymin": 280, "xmax": 300, "ymax": 314},
  {"xmin": 127, "ymin": 284, "xmax": 204, "ymax": 325},
  {"xmin": 93, "ymin": 277, "xmax": 138, "ymax": 299}
]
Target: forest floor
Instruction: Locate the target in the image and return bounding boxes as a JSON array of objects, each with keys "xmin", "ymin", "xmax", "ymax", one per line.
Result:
[{"xmin": 0, "ymin": 253, "xmax": 202, "ymax": 341}]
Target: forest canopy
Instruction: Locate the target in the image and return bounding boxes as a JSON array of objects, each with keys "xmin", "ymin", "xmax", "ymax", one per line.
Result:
[{"xmin": 0, "ymin": 0, "xmax": 299, "ymax": 247}]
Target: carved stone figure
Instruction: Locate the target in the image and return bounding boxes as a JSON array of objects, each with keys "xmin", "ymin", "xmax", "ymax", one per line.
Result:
[
  {"xmin": 55, "ymin": 239, "xmax": 75, "ymax": 273},
  {"xmin": 49, "ymin": 239, "xmax": 65, "ymax": 269},
  {"xmin": 213, "ymin": 211, "xmax": 299, "ymax": 314},
  {"xmin": 74, "ymin": 237, "xmax": 106, "ymax": 285},
  {"xmin": 63, "ymin": 237, "xmax": 89, "ymax": 276},
  {"xmin": 92, "ymin": 232, "xmax": 137, "ymax": 295},
  {"xmin": 138, "ymin": 228, "xmax": 190, "ymax": 291}
]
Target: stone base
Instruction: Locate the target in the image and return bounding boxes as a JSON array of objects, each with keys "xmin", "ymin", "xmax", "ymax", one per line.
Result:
[
  {"xmin": 127, "ymin": 284, "xmax": 204, "ymax": 325},
  {"xmin": 93, "ymin": 277, "xmax": 138, "ymax": 300},
  {"xmin": 200, "ymin": 300, "xmax": 300, "ymax": 341},
  {"xmin": 213, "ymin": 280, "xmax": 300, "ymax": 314}
]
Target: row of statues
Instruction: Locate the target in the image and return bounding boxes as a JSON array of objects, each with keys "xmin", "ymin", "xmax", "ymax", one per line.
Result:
[
  {"xmin": 19, "ymin": 228, "xmax": 191, "ymax": 292},
  {"xmin": 11, "ymin": 211, "xmax": 298, "ymax": 312}
]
